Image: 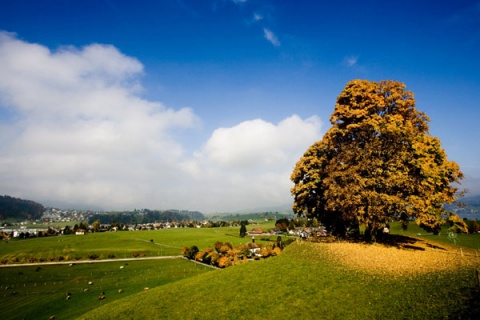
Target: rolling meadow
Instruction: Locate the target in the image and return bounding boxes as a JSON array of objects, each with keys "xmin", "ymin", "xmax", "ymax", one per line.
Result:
[{"xmin": 1, "ymin": 221, "xmax": 480, "ymax": 319}]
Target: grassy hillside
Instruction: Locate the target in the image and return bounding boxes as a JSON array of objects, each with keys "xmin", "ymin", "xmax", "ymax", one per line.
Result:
[
  {"xmin": 0, "ymin": 258, "xmax": 213, "ymax": 319},
  {"xmin": 2, "ymin": 221, "xmax": 480, "ymax": 319},
  {"xmin": 79, "ymin": 240, "xmax": 480, "ymax": 320}
]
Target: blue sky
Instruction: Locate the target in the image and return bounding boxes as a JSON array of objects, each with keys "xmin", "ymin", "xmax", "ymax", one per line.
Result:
[{"xmin": 0, "ymin": 0, "xmax": 479, "ymax": 212}]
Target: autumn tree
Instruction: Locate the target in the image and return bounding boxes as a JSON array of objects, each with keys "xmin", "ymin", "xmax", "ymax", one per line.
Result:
[
  {"xmin": 291, "ymin": 79, "xmax": 467, "ymax": 241},
  {"xmin": 92, "ymin": 220, "xmax": 100, "ymax": 232},
  {"xmin": 275, "ymin": 218, "xmax": 289, "ymax": 231}
]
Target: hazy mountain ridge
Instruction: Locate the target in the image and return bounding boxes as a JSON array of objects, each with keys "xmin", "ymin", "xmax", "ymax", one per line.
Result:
[{"xmin": 0, "ymin": 195, "xmax": 45, "ymax": 220}]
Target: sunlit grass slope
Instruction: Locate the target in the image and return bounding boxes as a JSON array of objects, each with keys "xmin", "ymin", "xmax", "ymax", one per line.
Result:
[
  {"xmin": 0, "ymin": 258, "xmax": 214, "ymax": 320},
  {"xmin": 0, "ymin": 223, "xmax": 274, "ymax": 262},
  {"xmin": 78, "ymin": 241, "xmax": 480, "ymax": 320}
]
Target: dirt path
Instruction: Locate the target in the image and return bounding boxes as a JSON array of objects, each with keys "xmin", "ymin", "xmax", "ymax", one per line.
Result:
[{"xmin": 0, "ymin": 255, "xmax": 183, "ymax": 268}]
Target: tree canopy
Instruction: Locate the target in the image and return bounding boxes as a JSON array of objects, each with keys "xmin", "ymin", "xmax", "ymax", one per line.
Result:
[{"xmin": 290, "ymin": 80, "xmax": 466, "ymax": 241}]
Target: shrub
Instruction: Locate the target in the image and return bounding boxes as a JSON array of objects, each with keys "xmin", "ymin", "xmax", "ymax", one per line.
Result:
[
  {"xmin": 89, "ymin": 254, "xmax": 99, "ymax": 260},
  {"xmin": 219, "ymin": 245, "xmax": 231, "ymax": 254},
  {"xmin": 260, "ymin": 247, "xmax": 271, "ymax": 257},
  {"xmin": 195, "ymin": 251, "xmax": 206, "ymax": 262},
  {"xmin": 181, "ymin": 246, "xmax": 199, "ymax": 259},
  {"xmin": 217, "ymin": 256, "xmax": 231, "ymax": 268},
  {"xmin": 132, "ymin": 252, "xmax": 139, "ymax": 258},
  {"xmin": 206, "ymin": 251, "xmax": 219, "ymax": 265},
  {"xmin": 272, "ymin": 247, "xmax": 282, "ymax": 255},
  {"xmin": 214, "ymin": 241, "xmax": 224, "ymax": 252}
]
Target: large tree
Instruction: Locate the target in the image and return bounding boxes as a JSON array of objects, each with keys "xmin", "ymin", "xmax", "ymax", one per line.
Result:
[{"xmin": 291, "ymin": 80, "xmax": 466, "ymax": 241}]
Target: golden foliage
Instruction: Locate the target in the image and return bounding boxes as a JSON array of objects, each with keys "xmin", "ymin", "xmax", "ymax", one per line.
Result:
[
  {"xmin": 291, "ymin": 80, "xmax": 465, "ymax": 239},
  {"xmin": 272, "ymin": 247, "xmax": 282, "ymax": 255},
  {"xmin": 217, "ymin": 256, "xmax": 231, "ymax": 268}
]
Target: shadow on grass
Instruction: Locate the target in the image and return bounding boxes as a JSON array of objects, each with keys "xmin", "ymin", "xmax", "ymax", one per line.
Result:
[
  {"xmin": 310, "ymin": 233, "xmax": 449, "ymax": 252},
  {"xmin": 448, "ymin": 286, "xmax": 480, "ymax": 319},
  {"xmin": 380, "ymin": 234, "xmax": 448, "ymax": 251}
]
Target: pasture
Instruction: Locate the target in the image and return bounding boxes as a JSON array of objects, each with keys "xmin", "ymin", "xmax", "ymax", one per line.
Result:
[
  {"xmin": 0, "ymin": 222, "xmax": 276, "ymax": 319},
  {"xmin": 0, "ymin": 222, "xmax": 276, "ymax": 264},
  {"xmin": 0, "ymin": 258, "xmax": 213, "ymax": 319},
  {"xmin": 79, "ymin": 240, "xmax": 480, "ymax": 319},
  {"xmin": 1, "ymin": 220, "xmax": 480, "ymax": 319}
]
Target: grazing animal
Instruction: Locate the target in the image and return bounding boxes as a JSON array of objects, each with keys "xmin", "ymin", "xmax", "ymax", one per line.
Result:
[
  {"xmin": 49, "ymin": 316, "xmax": 55, "ymax": 320},
  {"xmin": 83, "ymin": 288, "xmax": 89, "ymax": 292},
  {"xmin": 118, "ymin": 289, "xmax": 124, "ymax": 293},
  {"xmin": 143, "ymin": 287, "xmax": 149, "ymax": 292},
  {"xmin": 120, "ymin": 266, "xmax": 124, "ymax": 269},
  {"xmin": 98, "ymin": 295, "xmax": 106, "ymax": 300},
  {"xmin": 88, "ymin": 281, "xmax": 93, "ymax": 285}
]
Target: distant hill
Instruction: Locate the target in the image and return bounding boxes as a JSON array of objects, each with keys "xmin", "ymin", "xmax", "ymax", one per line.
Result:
[
  {"xmin": 207, "ymin": 203, "xmax": 294, "ymax": 221},
  {"xmin": 41, "ymin": 199, "xmax": 105, "ymax": 211},
  {"xmin": 458, "ymin": 194, "xmax": 480, "ymax": 210},
  {"xmin": 230, "ymin": 203, "xmax": 294, "ymax": 215},
  {"xmin": 87, "ymin": 209, "xmax": 205, "ymax": 224},
  {"xmin": 0, "ymin": 195, "xmax": 45, "ymax": 220},
  {"xmin": 208, "ymin": 211, "xmax": 292, "ymax": 221}
]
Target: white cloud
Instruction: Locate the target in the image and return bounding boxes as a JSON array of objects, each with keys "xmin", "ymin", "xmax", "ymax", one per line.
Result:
[
  {"xmin": 185, "ymin": 115, "xmax": 323, "ymax": 211},
  {"xmin": 0, "ymin": 32, "xmax": 322, "ymax": 212},
  {"xmin": 0, "ymin": 32, "xmax": 198, "ymax": 209},
  {"xmin": 344, "ymin": 55, "xmax": 358, "ymax": 67},
  {"xmin": 263, "ymin": 28, "xmax": 280, "ymax": 47},
  {"xmin": 253, "ymin": 13, "xmax": 263, "ymax": 21}
]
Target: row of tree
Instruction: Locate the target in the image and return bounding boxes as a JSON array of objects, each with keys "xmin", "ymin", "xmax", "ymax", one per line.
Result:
[
  {"xmin": 181, "ymin": 240, "xmax": 283, "ymax": 268},
  {"xmin": 274, "ymin": 217, "xmax": 322, "ymax": 231}
]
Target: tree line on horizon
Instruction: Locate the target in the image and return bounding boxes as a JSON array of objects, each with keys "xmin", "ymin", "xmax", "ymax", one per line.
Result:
[{"xmin": 0, "ymin": 195, "xmax": 44, "ymax": 221}]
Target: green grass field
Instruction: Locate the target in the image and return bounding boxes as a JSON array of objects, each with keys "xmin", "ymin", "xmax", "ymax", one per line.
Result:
[
  {"xmin": 1, "ymin": 258, "xmax": 213, "ymax": 319},
  {"xmin": 78, "ymin": 241, "xmax": 480, "ymax": 320},
  {"xmin": 1, "ymin": 220, "xmax": 480, "ymax": 319},
  {"xmin": 0, "ymin": 221, "xmax": 276, "ymax": 263}
]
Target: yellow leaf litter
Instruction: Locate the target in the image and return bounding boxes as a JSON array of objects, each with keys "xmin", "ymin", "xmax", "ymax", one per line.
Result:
[{"xmin": 316, "ymin": 238, "xmax": 480, "ymax": 276}]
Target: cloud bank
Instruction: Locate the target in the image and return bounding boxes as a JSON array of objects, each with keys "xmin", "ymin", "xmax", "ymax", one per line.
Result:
[{"xmin": 0, "ymin": 32, "xmax": 322, "ymax": 212}]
